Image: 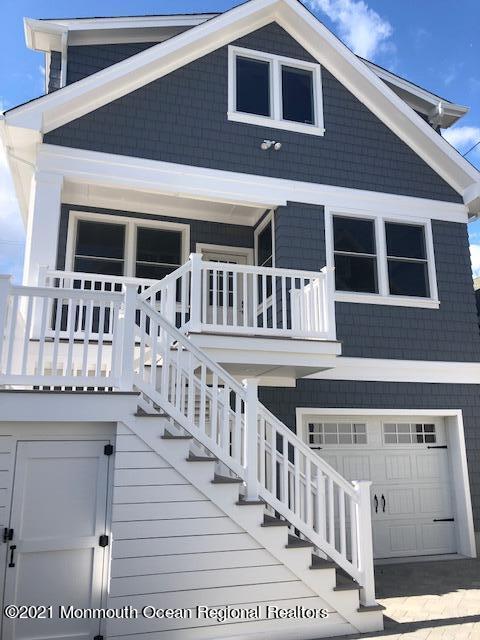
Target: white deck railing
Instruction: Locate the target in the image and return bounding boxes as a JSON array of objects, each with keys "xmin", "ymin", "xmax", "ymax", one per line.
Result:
[
  {"xmin": 42, "ymin": 255, "xmax": 336, "ymax": 341},
  {"xmin": 0, "ymin": 274, "xmax": 374, "ymax": 605}
]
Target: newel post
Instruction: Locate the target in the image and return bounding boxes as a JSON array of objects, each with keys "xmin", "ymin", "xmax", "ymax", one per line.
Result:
[
  {"xmin": 118, "ymin": 283, "xmax": 138, "ymax": 391},
  {"xmin": 189, "ymin": 253, "xmax": 203, "ymax": 332},
  {"xmin": 321, "ymin": 266, "xmax": 336, "ymax": 340},
  {"xmin": 353, "ymin": 480, "xmax": 376, "ymax": 606},
  {"xmin": 0, "ymin": 276, "xmax": 12, "ymax": 369},
  {"xmin": 243, "ymin": 378, "xmax": 259, "ymax": 501}
]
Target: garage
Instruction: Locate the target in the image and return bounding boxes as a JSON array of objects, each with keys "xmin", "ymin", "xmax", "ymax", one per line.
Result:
[{"xmin": 298, "ymin": 410, "xmax": 475, "ymax": 560}]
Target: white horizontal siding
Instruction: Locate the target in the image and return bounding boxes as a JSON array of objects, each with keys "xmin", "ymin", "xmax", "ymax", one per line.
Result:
[{"xmin": 108, "ymin": 427, "xmax": 339, "ymax": 639}]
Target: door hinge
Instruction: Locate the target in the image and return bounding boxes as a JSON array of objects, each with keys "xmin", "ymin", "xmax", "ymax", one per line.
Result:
[
  {"xmin": 433, "ymin": 517, "xmax": 454, "ymax": 522},
  {"xmin": 98, "ymin": 535, "xmax": 109, "ymax": 547},
  {"xmin": 104, "ymin": 444, "xmax": 114, "ymax": 456},
  {"xmin": 2, "ymin": 528, "xmax": 13, "ymax": 543},
  {"xmin": 427, "ymin": 445, "xmax": 447, "ymax": 449}
]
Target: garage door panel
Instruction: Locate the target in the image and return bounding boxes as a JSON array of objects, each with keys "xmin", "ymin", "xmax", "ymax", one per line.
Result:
[{"xmin": 307, "ymin": 415, "xmax": 457, "ymax": 559}]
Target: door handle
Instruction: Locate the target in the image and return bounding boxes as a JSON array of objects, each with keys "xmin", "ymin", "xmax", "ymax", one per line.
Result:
[
  {"xmin": 381, "ymin": 494, "xmax": 386, "ymax": 513},
  {"xmin": 8, "ymin": 545, "xmax": 16, "ymax": 568},
  {"xmin": 374, "ymin": 494, "xmax": 378, "ymax": 513}
]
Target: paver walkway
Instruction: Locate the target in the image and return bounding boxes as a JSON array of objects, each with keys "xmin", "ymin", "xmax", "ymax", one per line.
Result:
[{"xmin": 329, "ymin": 557, "xmax": 480, "ymax": 639}]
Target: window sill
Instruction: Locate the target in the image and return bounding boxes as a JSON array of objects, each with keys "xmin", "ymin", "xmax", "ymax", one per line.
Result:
[
  {"xmin": 227, "ymin": 111, "xmax": 325, "ymax": 136},
  {"xmin": 334, "ymin": 291, "xmax": 440, "ymax": 309}
]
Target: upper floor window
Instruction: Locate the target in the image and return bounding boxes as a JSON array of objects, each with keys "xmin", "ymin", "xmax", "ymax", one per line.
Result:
[
  {"xmin": 228, "ymin": 46, "xmax": 324, "ymax": 136},
  {"xmin": 256, "ymin": 219, "xmax": 273, "ymax": 268},
  {"xmin": 327, "ymin": 211, "xmax": 439, "ymax": 308},
  {"xmin": 70, "ymin": 215, "xmax": 188, "ymax": 280}
]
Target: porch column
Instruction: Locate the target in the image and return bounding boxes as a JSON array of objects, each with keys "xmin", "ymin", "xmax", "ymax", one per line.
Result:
[{"xmin": 23, "ymin": 171, "xmax": 63, "ymax": 285}]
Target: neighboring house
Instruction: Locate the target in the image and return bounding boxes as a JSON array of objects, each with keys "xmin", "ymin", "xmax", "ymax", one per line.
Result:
[{"xmin": 1, "ymin": 1, "xmax": 480, "ymax": 638}]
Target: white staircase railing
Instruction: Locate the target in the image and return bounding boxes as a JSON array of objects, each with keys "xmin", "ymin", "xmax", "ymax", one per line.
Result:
[
  {"xmin": 0, "ymin": 273, "xmax": 373, "ymax": 605},
  {"xmin": 129, "ymin": 289, "xmax": 375, "ymax": 606}
]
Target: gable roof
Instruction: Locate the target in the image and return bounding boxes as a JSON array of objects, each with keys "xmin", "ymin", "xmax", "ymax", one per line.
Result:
[{"xmin": 4, "ymin": 0, "xmax": 480, "ymax": 214}]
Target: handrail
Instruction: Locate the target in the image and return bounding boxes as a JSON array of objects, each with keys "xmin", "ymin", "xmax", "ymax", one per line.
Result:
[{"xmin": 130, "ymin": 291, "xmax": 374, "ymax": 605}]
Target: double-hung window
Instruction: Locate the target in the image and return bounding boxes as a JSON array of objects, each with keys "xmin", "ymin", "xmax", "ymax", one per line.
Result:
[
  {"xmin": 328, "ymin": 212, "xmax": 438, "ymax": 308},
  {"xmin": 228, "ymin": 46, "xmax": 324, "ymax": 136}
]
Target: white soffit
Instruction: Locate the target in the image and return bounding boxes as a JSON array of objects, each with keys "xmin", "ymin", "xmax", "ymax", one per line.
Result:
[{"xmin": 6, "ymin": 0, "xmax": 479, "ymax": 206}]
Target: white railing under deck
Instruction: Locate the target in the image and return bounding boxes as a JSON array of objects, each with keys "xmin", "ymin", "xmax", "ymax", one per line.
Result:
[
  {"xmin": 0, "ymin": 274, "xmax": 374, "ymax": 606},
  {"xmin": 42, "ymin": 255, "xmax": 336, "ymax": 342}
]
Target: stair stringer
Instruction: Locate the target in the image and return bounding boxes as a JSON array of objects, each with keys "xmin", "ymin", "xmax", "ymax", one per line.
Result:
[{"xmin": 123, "ymin": 416, "xmax": 384, "ymax": 635}]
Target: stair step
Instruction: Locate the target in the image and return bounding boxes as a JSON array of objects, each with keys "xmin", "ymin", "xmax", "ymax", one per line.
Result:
[
  {"xmin": 334, "ymin": 575, "xmax": 362, "ymax": 591},
  {"xmin": 187, "ymin": 453, "xmax": 218, "ymax": 462},
  {"xmin": 235, "ymin": 498, "xmax": 266, "ymax": 506},
  {"xmin": 261, "ymin": 514, "xmax": 289, "ymax": 528},
  {"xmin": 212, "ymin": 474, "xmax": 243, "ymax": 484},
  {"xmin": 161, "ymin": 430, "xmax": 193, "ymax": 440},
  {"xmin": 135, "ymin": 411, "xmax": 168, "ymax": 418},
  {"xmin": 309, "ymin": 555, "xmax": 337, "ymax": 570},
  {"xmin": 286, "ymin": 534, "xmax": 314, "ymax": 549},
  {"xmin": 357, "ymin": 604, "xmax": 386, "ymax": 613}
]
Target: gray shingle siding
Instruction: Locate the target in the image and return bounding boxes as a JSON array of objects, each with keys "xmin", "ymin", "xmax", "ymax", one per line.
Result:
[
  {"xmin": 48, "ymin": 51, "xmax": 62, "ymax": 93},
  {"xmin": 66, "ymin": 42, "xmax": 159, "ymax": 85},
  {"xmin": 55, "ymin": 204, "xmax": 255, "ymax": 269},
  {"xmin": 45, "ymin": 23, "xmax": 461, "ymax": 203},
  {"xmin": 258, "ymin": 379, "xmax": 480, "ymax": 528},
  {"xmin": 274, "ymin": 203, "xmax": 480, "ymax": 362}
]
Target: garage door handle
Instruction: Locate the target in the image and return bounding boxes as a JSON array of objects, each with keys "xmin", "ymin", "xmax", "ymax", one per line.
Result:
[
  {"xmin": 381, "ymin": 494, "xmax": 386, "ymax": 513},
  {"xmin": 8, "ymin": 545, "xmax": 16, "ymax": 568},
  {"xmin": 374, "ymin": 495, "xmax": 378, "ymax": 513},
  {"xmin": 433, "ymin": 518, "xmax": 454, "ymax": 522}
]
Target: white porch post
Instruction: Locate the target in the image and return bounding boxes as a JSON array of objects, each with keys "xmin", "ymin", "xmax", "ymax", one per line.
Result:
[
  {"xmin": 23, "ymin": 171, "xmax": 63, "ymax": 286},
  {"xmin": 118, "ymin": 283, "xmax": 138, "ymax": 391},
  {"xmin": 189, "ymin": 253, "xmax": 203, "ymax": 332},
  {"xmin": 0, "ymin": 276, "xmax": 12, "ymax": 371},
  {"xmin": 321, "ymin": 266, "xmax": 336, "ymax": 340},
  {"xmin": 353, "ymin": 480, "xmax": 376, "ymax": 606},
  {"xmin": 243, "ymin": 378, "xmax": 259, "ymax": 501}
]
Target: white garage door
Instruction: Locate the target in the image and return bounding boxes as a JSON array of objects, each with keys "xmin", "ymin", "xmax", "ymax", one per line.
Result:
[{"xmin": 303, "ymin": 415, "xmax": 457, "ymax": 559}]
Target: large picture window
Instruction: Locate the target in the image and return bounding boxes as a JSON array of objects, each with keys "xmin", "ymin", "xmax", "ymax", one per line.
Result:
[
  {"xmin": 228, "ymin": 46, "xmax": 324, "ymax": 136},
  {"xmin": 328, "ymin": 211, "xmax": 438, "ymax": 307}
]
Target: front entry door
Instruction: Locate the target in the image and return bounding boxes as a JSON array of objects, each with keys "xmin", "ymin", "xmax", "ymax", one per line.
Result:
[
  {"xmin": 2, "ymin": 440, "xmax": 110, "ymax": 640},
  {"xmin": 200, "ymin": 248, "xmax": 251, "ymax": 326}
]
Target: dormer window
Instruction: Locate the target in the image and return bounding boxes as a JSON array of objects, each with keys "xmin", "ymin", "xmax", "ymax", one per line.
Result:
[{"xmin": 228, "ymin": 46, "xmax": 324, "ymax": 136}]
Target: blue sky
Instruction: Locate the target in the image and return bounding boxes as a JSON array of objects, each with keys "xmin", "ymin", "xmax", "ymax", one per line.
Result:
[{"xmin": 1, "ymin": 0, "xmax": 479, "ymax": 281}]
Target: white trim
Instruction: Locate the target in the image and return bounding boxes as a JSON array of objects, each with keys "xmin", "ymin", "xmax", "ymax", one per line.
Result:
[
  {"xmin": 254, "ymin": 211, "xmax": 275, "ymax": 267},
  {"xmin": 195, "ymin": 243, "xmax": 254, "ymax": 264},
  {"xmin": 37, "ymin": 144, "xmax": 469, "ymax": 224},
  {"xmin": 8, "ymin": 0, "xmax": 479, "ymax": 208},
  {"xmin": 325, "ymin": 207, "xmax": 440, "ymax": 308},
  {"xmin": 228, "ymin": 45, "xmax": 324, "ymax": 136},
  {"xmin": 306, "ymin": 357, "xmax": 480, "ymax": 384},
  {"xmin": 295, "ymin": 407, "xmax": 476, "ymax": 558},
  {"xmin": 65, "ymin": 210, "xmax": 190, "ymax": 275}
]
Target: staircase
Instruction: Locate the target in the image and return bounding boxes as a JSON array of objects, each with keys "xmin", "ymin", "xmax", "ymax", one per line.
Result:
[{"xmin": 0, "ymin": 267, "xmax": 384, "ymax": 638}]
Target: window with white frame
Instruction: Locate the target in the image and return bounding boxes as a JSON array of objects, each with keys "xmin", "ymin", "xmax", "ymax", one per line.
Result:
[
  {"xmin": 308, "ymin": 422, "xmax": 367, "ymax": 446},
  {"xmin": 70, "ymin": 215, "xmax": 187, "ymax": 280},
  {"xmin": 383, "ymin": 423, "xmax": 436, "ymax": 444},
  {"xmin": 328, "ymin": 211, "xmax": 438, "ymax": 306},
  {"xmin": 228, "ymin": 46, "xmax": 324, "ymax": 136}
]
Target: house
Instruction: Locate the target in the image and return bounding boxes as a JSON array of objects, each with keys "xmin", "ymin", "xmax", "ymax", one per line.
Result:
[{"xmin": 1, "ymin": 0, "xmax": 480, "ymax": 638}]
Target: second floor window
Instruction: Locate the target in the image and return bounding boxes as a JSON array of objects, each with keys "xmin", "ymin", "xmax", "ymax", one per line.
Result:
[
  {"xmin": 228, "ymin": 46, "xmax": 324, "ymax": 136},
  {"xmin": 330, "ymin": 214, "xmax": 437, "ymax": 305}
]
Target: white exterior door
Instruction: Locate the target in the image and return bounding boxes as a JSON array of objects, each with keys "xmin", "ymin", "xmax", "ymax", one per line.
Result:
[
  {"xmin": 304, "ymin": 415, "xmax": 456, "ymax": 559},
  {"xmin": 2, "ymin": 440, "xmax": 111, "ymax": 640}
]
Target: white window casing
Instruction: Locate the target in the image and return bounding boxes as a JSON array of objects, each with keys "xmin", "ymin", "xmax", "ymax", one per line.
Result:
[
  {"xmin": 228, "ymin": 45, "xmax": 325, "ymax": 136},
  {"xmin": 65, "ymin": 211, "xmax": 190, "ymax": 276},
  {"xmin": 325, "ymin": 207, "xmax": 440, "ymax": 309}
]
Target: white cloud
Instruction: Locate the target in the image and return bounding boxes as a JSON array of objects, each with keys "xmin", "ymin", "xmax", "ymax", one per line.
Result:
[
  {"xmin": 442, "ymin": 126, "xmax": 480, "ymax": 164},
  {"xmin": 0, "ymin": 143, "xmax": 25, "ymax": 283},
  {"xmin": 304, "ymin": 0, "xmax": 393, "ymax": 60},
  {"xmin": 470, "ymin": 244, "xmax": 480, "ymax": 277}
]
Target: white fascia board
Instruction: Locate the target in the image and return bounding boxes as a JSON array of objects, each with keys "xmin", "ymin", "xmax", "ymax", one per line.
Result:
[
  {"xmin": 363, "ymin": 60, "xmax": 469, "ymax": 123},
  {"xmin": 10, "ymin": 0, "xmax": 479, "ymax": 200},
  {"xmin": 306, "ymin": 357, "xmax": 480, "ymax": 384},
  {"xmin": 37, "ymin": 144, "xmax": 469, "ymax": 223}
]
